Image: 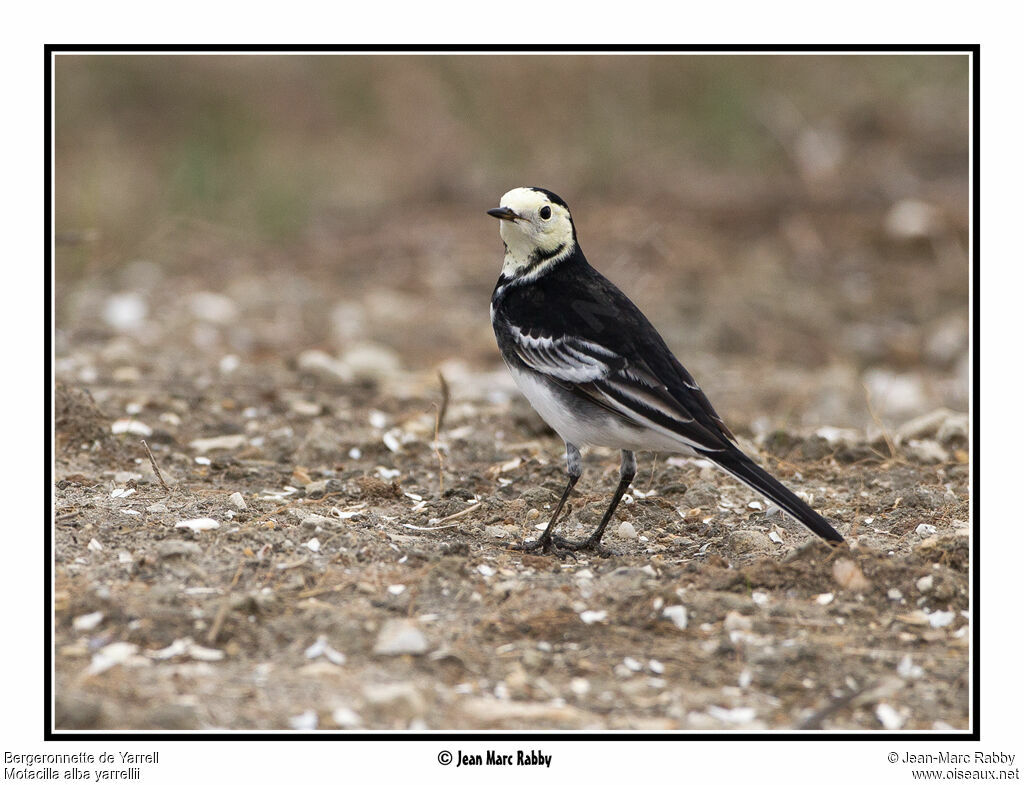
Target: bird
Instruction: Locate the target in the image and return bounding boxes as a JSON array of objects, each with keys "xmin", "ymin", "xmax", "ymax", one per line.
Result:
[{"xmin": 487, "ymin": 186, "xmax": 844, "ymax": 556}]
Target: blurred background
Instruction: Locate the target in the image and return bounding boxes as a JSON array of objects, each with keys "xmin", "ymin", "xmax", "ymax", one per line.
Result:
[{"xmin": 54, "ymin": 54, "xmax": 969, "ymax": 433}]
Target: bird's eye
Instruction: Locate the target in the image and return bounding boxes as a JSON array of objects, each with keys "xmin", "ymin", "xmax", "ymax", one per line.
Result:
[{"xmin": 539, "ymin": 206, "xmax": 552, "ymax": 220}]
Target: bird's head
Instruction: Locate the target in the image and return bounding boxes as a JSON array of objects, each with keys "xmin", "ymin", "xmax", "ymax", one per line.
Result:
[{"xmin": 488, "ymin": 187, "xmax": 577, "ymax": 278}]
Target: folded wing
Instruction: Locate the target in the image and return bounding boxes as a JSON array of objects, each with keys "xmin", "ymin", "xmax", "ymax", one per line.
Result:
[{"xmin": 508, "ymin": 326, "xmax": 732, "ymax": 453}]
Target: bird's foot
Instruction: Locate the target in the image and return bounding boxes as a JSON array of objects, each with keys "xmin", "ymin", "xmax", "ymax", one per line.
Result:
[
  {"xmin": 550, "ymin": 534, "xmax": 619, "ymax": 558},
  {"xmin": 510, "ymin": 536, "xmax": 578, "ymax": 560}
]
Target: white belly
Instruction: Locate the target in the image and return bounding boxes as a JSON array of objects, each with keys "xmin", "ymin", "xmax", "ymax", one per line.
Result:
[{"xmin": 508, "ymin": 363, "xmax": 694, "ymax": 454}]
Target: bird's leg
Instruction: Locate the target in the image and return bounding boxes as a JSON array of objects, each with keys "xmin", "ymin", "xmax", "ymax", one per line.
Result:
[
  {"xmin": 511, "ymin": 443, "xmax": 581, "ymax": 556},
  {"xmin": 554, "ymin": 450, "xmax": 636, "ymax": 556}
]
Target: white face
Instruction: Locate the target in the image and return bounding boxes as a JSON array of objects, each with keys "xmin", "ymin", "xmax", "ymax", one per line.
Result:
[{"xmin": 494, "ymin": 187, "xmax": 575, "ymax": 276}]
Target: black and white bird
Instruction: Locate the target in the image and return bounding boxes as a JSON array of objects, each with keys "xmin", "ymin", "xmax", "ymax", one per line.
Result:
[{"xmin": 488, "ymin": 186, "xmax": 844, "ymax": 555}]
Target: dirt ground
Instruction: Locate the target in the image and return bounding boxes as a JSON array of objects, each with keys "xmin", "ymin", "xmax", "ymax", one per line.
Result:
[{"xmin": 52, "ymin": 192, "xmax": 970, "ymax": 731}]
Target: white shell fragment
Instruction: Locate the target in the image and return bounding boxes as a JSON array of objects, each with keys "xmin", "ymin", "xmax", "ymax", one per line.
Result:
[
  {"xmin": 73, "ymin": 611, "xmax": 105, "ymax": 632},
  {"xmin": 175, "ymin": 518, "xmax": 220, "ymax": 532},
  {"xmin": 87, "ymin": 538, "xmax": 104, "ymax": 552},
  {"xmin": 288, "ymin": 710, "xmax": 318, "ymax": 731},
  {"xmin": 875, "ymin": 702, "xmax": 908, "ymax": 730},
  {"xmin": 662, "ymin": 605, "xmax": 688, "ymax": 630},
  {"xmin": 331, "ymin": 507, "xmax": 363, "ymax": 519},
  {"xmin": 148, "ymin": 637, "xmax": 225, "ymax": 662},
  {"xmin": 579, "ymin": 610, "xmax": 607, "ymax": 625},
  {"xmin": 228, "ymin": 492, "xmax": 247, "ymax": 510},
  {"xmin": 88, "ymin": 641, "xmax": 141, "ymax": 675},
  {"xmin": 927, "ymin": 609, "xmax": 956, "ymax": 628},
  {"xmin": 111, "ymin": 419, "xmax": 153, "ymax": 437},
  {"xmin": 304, "ymin": 538, "xmax": 321, "ymax": 553},
  {"xmin": 897, "ymin": 654, "xmax": 924, "ymax": 679},
  {"xmin": 382, "ymin": 429, "xmax": 403, "ymax": 453},
  {"xmin": 305, "ymin": 636, "xmax": 347, "ymax": 665},
  {"xmin": 707, "ymin": 705, "xmax": 757, "ymax": 725}
]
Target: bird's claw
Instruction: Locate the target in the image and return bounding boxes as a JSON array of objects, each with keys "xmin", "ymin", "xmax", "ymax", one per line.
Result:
[
  {"xmin": 550, "ymin": 534, "xmax": 618, "ymax": 558},
  {"xmin": 510, "ymin": 537, "xmax": 578, "ymax": 560}
]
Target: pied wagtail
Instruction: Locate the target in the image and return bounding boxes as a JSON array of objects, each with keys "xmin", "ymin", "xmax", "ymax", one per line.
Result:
[{"xmin": 488, "ymin": 187, "xmax": 844, "ymax": 555}]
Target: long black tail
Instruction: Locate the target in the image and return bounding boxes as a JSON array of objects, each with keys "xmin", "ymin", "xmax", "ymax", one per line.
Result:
[{"xmin": 702, "ymin": 446, "xmax": 844, "ymax": 544}]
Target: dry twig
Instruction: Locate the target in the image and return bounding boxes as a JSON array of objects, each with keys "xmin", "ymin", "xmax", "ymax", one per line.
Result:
[{"xmin": 141, "ymin": 439, "xmax": 171, "ymax": 493}]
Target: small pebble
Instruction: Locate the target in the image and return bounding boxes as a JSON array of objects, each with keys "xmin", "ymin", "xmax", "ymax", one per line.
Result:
[
  {"xmin": 569, "ymin": 678, "xmax": 590, "ymax": 696},
  {"xmin": 362, "ymin": 682, "xmax": 426, "ymax": 716},
  {"xmin": 228, "ymin": 492, "xmax": 247, "ymax": 510},
  {"xmin": 916, "ymin": 575, "xmax": 934, "ymax": 593},
  {"xmin": 833, "ymin": 558, "xmax": 871, "ymax": 591},
  {"xmin": 297, "ymin": 349, "xmax": 353, "ymax": 384},
  {"xmin": 724, "ymin": 610, "xmax": 753, "ymax": 630},
  {"xmin": 332, "ymin": 706, "xmax": 362, "ymax": 728},
  {"xmin": 616, "ymin": 521, "xmax": 638, "ymax": 539},
  {"xmin": 373, "ymin": 620, "xmax": 428, "ymax": 656},
  {"xmin": 190, "ymin": 434, "xmax": 247, "ymax": 453},
  {"xmin": 103, "ymin": 292, "xmax": 147, "ymax": 331},
  {"xmin": 904, "ymin": 440, "xmax": 948, "ymax": 465}
]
